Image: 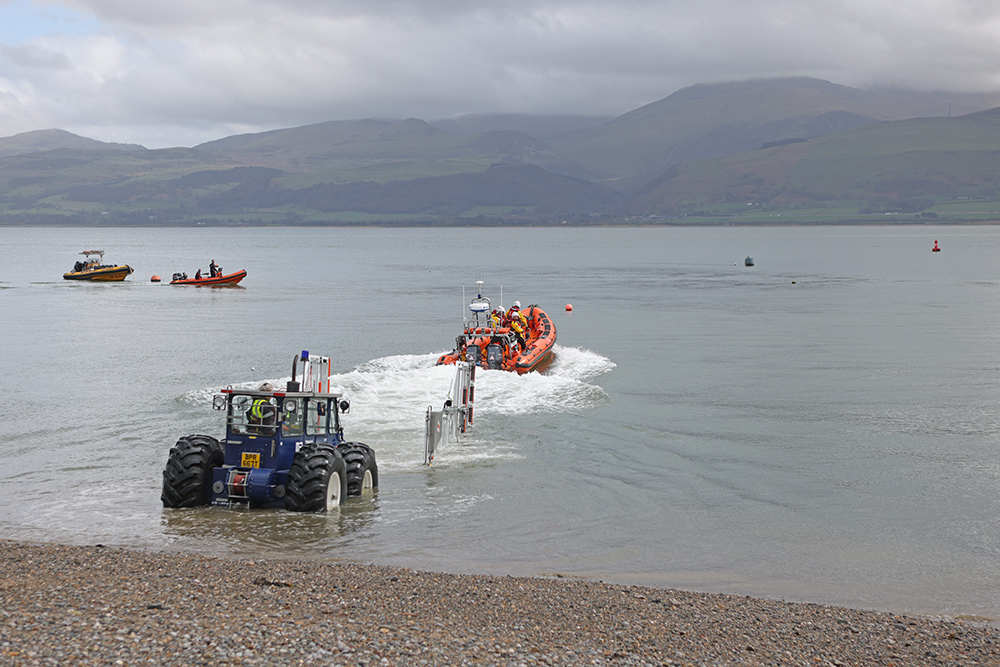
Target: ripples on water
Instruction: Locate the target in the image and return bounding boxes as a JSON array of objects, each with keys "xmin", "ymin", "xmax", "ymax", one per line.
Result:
[{"xmin": 2, "ymin": 225, "xmax": 1000, "ymax": 623}]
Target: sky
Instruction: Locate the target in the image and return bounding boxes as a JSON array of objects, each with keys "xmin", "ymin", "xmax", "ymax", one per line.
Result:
[{"xmin": 2, "ymin": 0, "xmax": 1000, "ymax": 148}]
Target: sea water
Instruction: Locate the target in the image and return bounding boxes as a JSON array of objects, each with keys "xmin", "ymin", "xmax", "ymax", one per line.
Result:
[{"xmin": 1, "ymin": 224, "xmax": 999, "ymax": 621}]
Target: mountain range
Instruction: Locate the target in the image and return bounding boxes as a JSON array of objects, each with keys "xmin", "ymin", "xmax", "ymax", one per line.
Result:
[{"xmin": 3, "ymin": 77, "xmax": 1000, "ymax": 225}]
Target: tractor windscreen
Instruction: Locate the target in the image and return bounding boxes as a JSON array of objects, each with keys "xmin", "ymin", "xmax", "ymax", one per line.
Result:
[
  {"xmin": 230, "ymin": 395, "xmax": 277, "ymax": 436},
  {"xmin": 281, "ymin": 397, "xmax": 304, "ymax": 436}
]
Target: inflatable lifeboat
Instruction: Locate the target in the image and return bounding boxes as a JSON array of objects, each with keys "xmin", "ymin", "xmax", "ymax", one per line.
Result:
[
  {"xmin": 437, "ymin": 283, "xmax": 556, "ymax": 374},
  {"xmin": 170, "ymin": 269, "xmax": 247, "ymax": 286},
  {"xmin": 63, "ymin": 250, "xmax": 134, "ymax": 281}
]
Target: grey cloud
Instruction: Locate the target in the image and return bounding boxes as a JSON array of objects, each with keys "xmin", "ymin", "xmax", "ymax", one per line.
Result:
[
  {"xmin": 6, "ymin": 0, "xmax": 1000, "ymax": 147},
  {"xmin": 2, "ymin": 43, "xmax": 72, "ymax": 70}
]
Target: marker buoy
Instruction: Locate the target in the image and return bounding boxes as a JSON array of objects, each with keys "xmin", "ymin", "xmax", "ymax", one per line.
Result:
[
  {"xmin": 565, "ymin": 304, "xmax": 573, "ymax": 311},
  {"xmin": 150, "ymin": 275, "xmax": 161, "ymax": 282},
  {"xmin": 932, "ymin": 240, "xmax": 941, "ymax": 252}
]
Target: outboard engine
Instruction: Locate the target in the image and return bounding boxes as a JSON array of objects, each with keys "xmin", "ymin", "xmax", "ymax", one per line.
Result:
[
  {"xmin": 486, "ymin": 344, "xmax": 503, "ymax": 370},
  {"xmin": 466, "ymin": 345, "xmax": 480, "ymax": 366}
]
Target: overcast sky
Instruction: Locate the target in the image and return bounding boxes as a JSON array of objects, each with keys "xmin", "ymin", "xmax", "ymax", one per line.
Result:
[{"xmin": 2, "ymin": 0, "xmax": 1000, "ymax": 148}]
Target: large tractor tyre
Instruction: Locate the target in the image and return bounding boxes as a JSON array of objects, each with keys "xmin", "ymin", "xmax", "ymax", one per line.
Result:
[
  {"xmin": 285, "ymin": 443, "xmax": 348, "ymax": 512},
  {"xmin": 161, "ymin": 434, "xmax": 223, "ymax": 508},
  {"xmin": 338, "ymin": 442, "xmax": 379, "ymax": 496}
]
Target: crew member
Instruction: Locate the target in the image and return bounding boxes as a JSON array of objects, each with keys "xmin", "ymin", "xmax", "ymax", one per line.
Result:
[
  {"xmin": 209, "ymin": 260, "xmax": 218, "ymax": 277},
  {"xmin": 195, "ymin": 269, "xmax": 202, "ymax": 279},
  {"xmin": 507, "ymin": 301, "xmax": 527, "ymax": 328},
  {"xmin": 507, "ymin": 302, "xmax": 527, "ymax": 347},
  {"xmin": 247, "ymin": 382, "xmax": 277, "ymax": 434},
  {"xmin": 510, "ymin": 316, "xmax": 526, "ymax": 348},
  {"xmin": 506, "ymin": 300, "xmax": 524, "ymax": 328}
]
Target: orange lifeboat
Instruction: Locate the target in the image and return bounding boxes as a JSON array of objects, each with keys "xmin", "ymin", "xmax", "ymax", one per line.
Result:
[
  {"xmin": 170, "ymin": 269, "xmax": 247, "ymax": 286},
  {"xmin": 436, "ymin": 283, "xmax": 556, "ymax": 374}
]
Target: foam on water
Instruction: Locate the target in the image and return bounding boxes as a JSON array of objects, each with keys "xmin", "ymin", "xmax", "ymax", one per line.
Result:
[{"xmin": 178, "ymin": 345, "xmax": 615, "ymax": 468}]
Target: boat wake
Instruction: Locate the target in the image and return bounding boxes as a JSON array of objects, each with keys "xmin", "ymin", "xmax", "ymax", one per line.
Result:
[
  {"xmin": 339, "ymin": 344, "xmax": 614, "ymax": 419},
  {"xmin": 180, "ymin": 345, "xmax": 614, "ymax": 467}
]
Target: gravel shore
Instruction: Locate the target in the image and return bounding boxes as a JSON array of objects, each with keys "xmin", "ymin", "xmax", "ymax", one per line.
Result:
[{"xmin": 0, "ymin": 540, "xmax": 996, "ymax": 666}]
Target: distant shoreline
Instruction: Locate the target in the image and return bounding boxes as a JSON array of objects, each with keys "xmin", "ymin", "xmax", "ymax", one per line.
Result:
[
  {"xmin": 2, "ymin": 219, "xmax": 1000, "ymax": 228},
  {"xmin": 1, "ymin": 539, "xmax": 997, "ymax": 665}
]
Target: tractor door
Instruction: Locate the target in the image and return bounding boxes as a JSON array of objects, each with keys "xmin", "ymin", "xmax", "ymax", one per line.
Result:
[{"xmin": 305, "ymin": 398, "xmax": 330, "ymax": 444}]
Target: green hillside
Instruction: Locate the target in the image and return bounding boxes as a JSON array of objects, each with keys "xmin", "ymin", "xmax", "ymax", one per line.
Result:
[
  {"xmin": 429, "ymin": 113, "xmax": 612, "ymax": 143},
  {"xmin": 4, "ymin": 78, "xmax": 1000, "ymax": 226},
  {"xmin": 194, "ymin": 118, "xmax": 562, "ymax": 172},
  {"xmin": 0, "ymin": 129, "xmax": 144, "ymax": 158},
  {"xmin": 552, "ymin": 78, "xmax": 1000, "ymax": 189},
  {"xmin": 628, "ymin": 111, "xmax": 1000, "ymax": 222},
  {"xmin": 0, "ymin": 128, "xmax": 619, "ymax": 225}
]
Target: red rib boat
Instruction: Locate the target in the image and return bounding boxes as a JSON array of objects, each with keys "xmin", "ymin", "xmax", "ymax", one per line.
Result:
[
  {"xmin": 436, "ymin": 282, "xmax": 556, "ymax": 374},
  {"xmin": 170, "ymin": 269, "xmax": 247, "ymax": 286}
]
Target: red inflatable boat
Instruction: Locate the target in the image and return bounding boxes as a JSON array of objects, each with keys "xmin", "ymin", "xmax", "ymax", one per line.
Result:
[
  {"xmin": 437, "ymin": 283, "xmax": 556, "ymax": 374},
  {"xmin": 170, "ymin": 269, "xmax": 247, "ymax": 286}
]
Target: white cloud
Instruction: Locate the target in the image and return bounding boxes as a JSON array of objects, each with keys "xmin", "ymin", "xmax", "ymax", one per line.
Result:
[{"xmin": 1, "ymin": 0, "xmax": 1000, "ymax": 147}]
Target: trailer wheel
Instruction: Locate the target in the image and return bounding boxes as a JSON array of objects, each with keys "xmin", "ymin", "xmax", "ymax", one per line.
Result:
[
  {"xmin": 338, "ymin": 442, "xmax": 379, "ymax": 496},
  {"xmin": 285, "ymin": 443, "xmax": 347, "ymax": 512},
  {"xmin": 161, "ymin": 434, "xmax": 223, "ymax": 508}
]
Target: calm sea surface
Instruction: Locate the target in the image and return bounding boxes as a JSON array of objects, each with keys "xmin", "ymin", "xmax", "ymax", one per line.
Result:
[{"xmin": 2, "ymin": 225, "xmax": 999, "ymax": 621}]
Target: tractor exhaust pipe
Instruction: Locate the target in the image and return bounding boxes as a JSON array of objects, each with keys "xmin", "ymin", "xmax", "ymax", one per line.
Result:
[{"xmin": 287, "ymin": 351, "xmax": 304, "ymax": 392}]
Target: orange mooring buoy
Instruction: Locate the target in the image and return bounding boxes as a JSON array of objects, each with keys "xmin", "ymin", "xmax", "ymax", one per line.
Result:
[
  {"xmin": 932, "ymin": 240, "xmax": 941, "ymax": 252},
  {"xmin": 565, "ymin": 304, "xmax": 573, "ymax": 311},
  {"xmin": 151, "ymin": 275, "xmax": 161, "ymax": 282}
]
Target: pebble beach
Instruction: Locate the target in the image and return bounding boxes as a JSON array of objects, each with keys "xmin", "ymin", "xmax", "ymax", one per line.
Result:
[{"xmin": 0, "ymin": 540, "xmax": 997, "ymax": 666}]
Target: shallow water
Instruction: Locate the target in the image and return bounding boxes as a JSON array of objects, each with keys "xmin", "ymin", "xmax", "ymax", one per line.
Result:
[{"xmin": 1, "ymin": 224, "xmax": 999, "ymax": 621}]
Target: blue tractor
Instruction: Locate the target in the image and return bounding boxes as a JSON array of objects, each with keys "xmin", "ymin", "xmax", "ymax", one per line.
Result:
[{"xmin": 161, "ymin": 351, "xmax": 378, "ymax": 511}]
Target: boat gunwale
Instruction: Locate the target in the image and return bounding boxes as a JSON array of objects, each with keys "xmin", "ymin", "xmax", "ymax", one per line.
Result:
[{"xmin": 169, "ymin": 269, "xmax": 247, "ymax": 286}]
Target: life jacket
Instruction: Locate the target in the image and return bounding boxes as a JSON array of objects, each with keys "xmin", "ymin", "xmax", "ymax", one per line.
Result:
[{"xmin": 250, "ymin": 398, "xmax": 275, "ymax": 424}]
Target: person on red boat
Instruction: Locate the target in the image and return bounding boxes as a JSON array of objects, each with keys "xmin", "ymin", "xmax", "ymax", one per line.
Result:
[
  {"xmin": 507, "ymin": 301, "xmax": 527, "ymax": 347},
  {"xmin": 209, "ymin": 260, "xmax": 219, "ymax": 277},
  {"xmin": 195, "ymin": 269, "xmax": 202, "ymax": 280}
]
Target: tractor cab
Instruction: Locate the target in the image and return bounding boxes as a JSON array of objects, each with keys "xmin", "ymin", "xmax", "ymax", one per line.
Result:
[
  {"xmin": 215, "ymin": 388, "xmax": 350, "ymax": 474},
  {"xmin": 162, "ymin": 350, "xmax": 377, "ymax": 512},
  {"xmin": 205, "ymin": 351, "xmax": 354, "ymax": 508}
]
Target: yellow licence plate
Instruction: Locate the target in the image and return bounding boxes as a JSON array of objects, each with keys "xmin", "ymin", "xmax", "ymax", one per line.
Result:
[{"xmin": 241, "ymin": 452, "xmax": 261, "ymax": 468}]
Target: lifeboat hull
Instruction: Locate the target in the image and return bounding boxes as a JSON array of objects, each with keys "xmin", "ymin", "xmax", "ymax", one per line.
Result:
[
  {"xmin": 512, "ymin": 306, "xmax": 556, "ymax": 374},
  {"xmin": 170, "ymin": 269, "xmax": 247, "ymax": 286},
  {"xmin": 63, "ymin": 265, "xmax": 134, "ymax": 281}
]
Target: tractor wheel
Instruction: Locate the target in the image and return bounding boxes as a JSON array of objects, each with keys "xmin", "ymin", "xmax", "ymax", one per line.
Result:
[
  {"xmin": 285, "ymin": 443, "xmax": 347, "ymax": 512},
  {"xmin": 161, "ymin": 434, "xmax": 223, "ymax": 508},
  {"xmin": 338, "ymin": 442, "xmax": 379, "ymax": 496}
]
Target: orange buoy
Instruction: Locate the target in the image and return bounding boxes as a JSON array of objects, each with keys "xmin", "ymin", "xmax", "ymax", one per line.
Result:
[
  {"xmin": 565, "ymin": 304, "xmax": 573, "ymax": 311},
  {"xmin": 150, "ymin": 275, "xmax": 161, "ymax": 282}
]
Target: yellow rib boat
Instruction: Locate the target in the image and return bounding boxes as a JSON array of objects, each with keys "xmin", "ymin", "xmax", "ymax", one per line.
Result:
[{"xmin": 63, "ymin": 250, "xmax": 134, "ymax": 281}]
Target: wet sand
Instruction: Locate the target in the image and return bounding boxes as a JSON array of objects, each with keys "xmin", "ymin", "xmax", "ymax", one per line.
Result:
[{"xmin": 0, "ymin": 540, "xmax": 996, "ymax": 666}]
